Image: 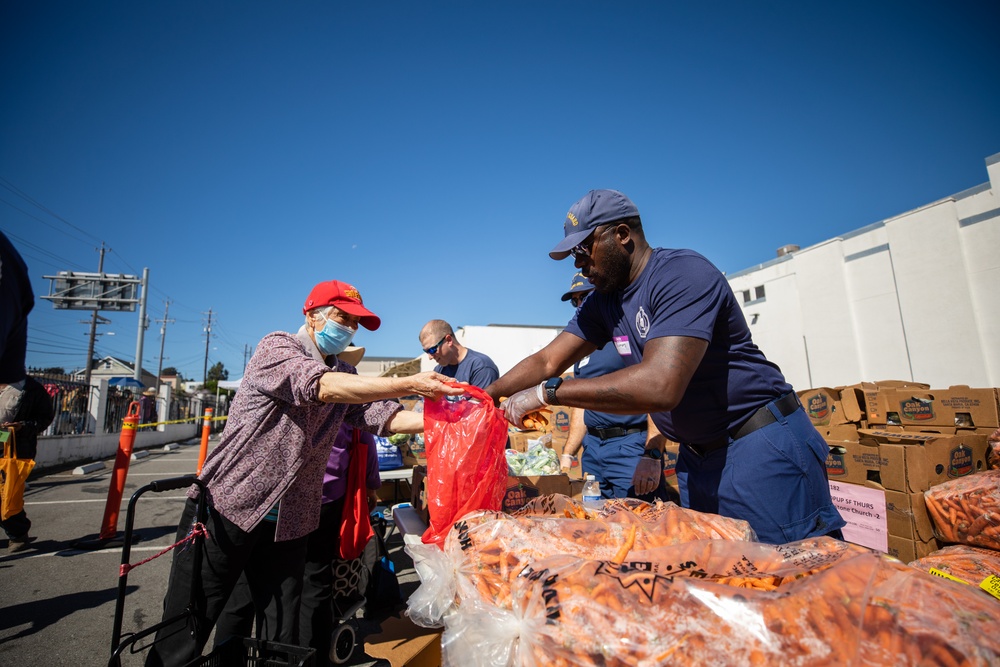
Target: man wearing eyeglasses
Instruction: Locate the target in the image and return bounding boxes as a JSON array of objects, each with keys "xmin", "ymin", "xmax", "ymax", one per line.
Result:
[
  {"xmin": 486, "ymin": 190, "xmax": 844, "ymax": 545},
  {"xmin": 418, "ymin": 319, "xmax": 500, "ymax": 390},
  {"xmin": 559, "ymin": 272, "xmax": 670, "ymax": 502}
]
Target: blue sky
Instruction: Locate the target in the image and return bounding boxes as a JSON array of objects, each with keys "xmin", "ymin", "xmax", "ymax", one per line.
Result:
[{"xmin": 3, "ymin": 1, "xmax": 998, "ymax": 382}]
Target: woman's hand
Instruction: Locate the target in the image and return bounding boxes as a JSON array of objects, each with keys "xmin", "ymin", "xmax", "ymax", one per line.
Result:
[{"xmin": 406, "ymin": 372, "xmax": 466, "ymax": 400}]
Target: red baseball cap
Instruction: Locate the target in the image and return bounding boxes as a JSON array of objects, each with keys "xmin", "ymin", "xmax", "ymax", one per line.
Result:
[{"xmin": 302, "ymin": 280, "xmax": 381, "ymax": 331}]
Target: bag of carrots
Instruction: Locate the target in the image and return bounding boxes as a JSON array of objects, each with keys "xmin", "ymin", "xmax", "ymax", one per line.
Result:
[
  {"xmin": 405, "ymin": 497, "xmax": 755, "ymax": 625},
  {"xmin": 440, "ymin": 539, "xmax": 1000, "ymax": 666},
  {"xmin": 924, "ymin": 469, "xmax": 1000, "ymax": 551},
  {"xmin": 442, "ymin": 500, "xmax": 754, "ymax": 611},
  {"xmin": 908, "ymin": 544, "xmax": 1000, "ymax": 600},
  {"xmin": 421, "ymin": 383, "xmax": 509, "ymax": 546}
]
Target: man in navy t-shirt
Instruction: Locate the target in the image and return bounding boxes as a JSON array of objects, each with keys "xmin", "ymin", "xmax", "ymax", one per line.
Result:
[
  {"xmin": 419, "ymin": 319, "xmax": 499, "ymax": 389},
  {"xmin": 560, "ymin": 272, "xmax": 669, "ymax": 501},
  {"xmin": 486, "ymin": 190, "xmax": 844, "ymax": 544}
]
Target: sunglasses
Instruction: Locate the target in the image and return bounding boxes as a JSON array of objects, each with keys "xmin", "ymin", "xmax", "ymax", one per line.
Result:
[
  {"xmin": 569, "ymin": 224, "xmax": 616, "ymax": 259},
  {"xmin": 423, "ymin": 335, "xmax": 448, "ymax": 355},
  {"xmin": 571, "ymin": 293, "xmax": 588, "ymax": 307}
]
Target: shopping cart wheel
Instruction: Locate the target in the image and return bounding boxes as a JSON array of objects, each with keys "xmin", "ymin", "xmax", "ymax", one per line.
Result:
[{"xmin": 330, "ymin": 623, "xmax": 356, "ymax": 665}]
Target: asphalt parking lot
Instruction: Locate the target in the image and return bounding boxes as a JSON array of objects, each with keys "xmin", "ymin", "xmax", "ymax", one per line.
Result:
[{"xmin": 0, "ymin": 436, "xmax": 416, "ymax": 667}]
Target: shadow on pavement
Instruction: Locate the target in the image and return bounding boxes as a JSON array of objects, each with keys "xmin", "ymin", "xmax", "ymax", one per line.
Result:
[{"xmin": 0, "ymin": 585, "xmax": 136, "ymax": 644}]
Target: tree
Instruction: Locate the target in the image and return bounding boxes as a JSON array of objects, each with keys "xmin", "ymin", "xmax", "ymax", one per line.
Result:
[
  {"xmin": 207, "ymin": 362, "xmax": 229, "ymax": 382},
  {"xmin": 161, "ymin": 366, "xmax": 181, "ymax": 379},
  {"xmin": 42, "ymin": 366, "xmax": 67, "ymax": 375},
  {"xmin": 204, "ymin": 362, "xmax": 233, "ymax": 397}
]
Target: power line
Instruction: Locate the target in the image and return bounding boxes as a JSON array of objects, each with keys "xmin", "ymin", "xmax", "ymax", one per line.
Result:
[{"xmin": 0, "ymin": 177, "xmax": 101, "ymax": 243}]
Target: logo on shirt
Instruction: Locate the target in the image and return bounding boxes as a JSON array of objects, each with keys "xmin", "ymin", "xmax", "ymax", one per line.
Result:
[
  {"xmin": 635, "ymin": 307, "xmax": 650, "ymax": 339},
  {"xmin": 578, "ymin": 355, "xmax": 591, "ymax": 369}
]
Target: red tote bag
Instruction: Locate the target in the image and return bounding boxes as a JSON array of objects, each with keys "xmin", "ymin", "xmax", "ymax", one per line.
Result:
[{"xmin": 338, "ymin": 428, "xmax": 374, "ymax": 560}]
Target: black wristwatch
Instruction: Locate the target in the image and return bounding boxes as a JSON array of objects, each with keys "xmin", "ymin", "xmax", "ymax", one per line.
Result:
[
  {"xmin": 643, "ymin": 448, "xmax": 662, "ymax": 461},
  {"xmin": 544, "ymin": 376, "xmax": 563, "ymax": 404}
]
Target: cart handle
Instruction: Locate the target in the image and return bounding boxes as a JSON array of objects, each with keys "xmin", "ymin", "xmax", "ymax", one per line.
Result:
[{"xmin": 148, "ymin": 475, "xmax": 200, "ymax": 492}]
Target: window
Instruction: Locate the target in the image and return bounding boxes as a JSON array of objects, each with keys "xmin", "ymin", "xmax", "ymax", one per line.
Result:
[
  {"xmin": 755, "ymin": 285, "xmax": 766, "ymax": 300},
  {"xmin": 742, "ymin": 290, "xmax": 751, "ymax": 303}
]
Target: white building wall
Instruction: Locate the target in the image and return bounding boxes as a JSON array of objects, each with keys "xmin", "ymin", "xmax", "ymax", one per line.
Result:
[
  {"xmin": 727, "ymin": 152, "xmax": 1000, "ymax": 390},
  {"xmin": 420, "ymin": 324, "xmax": 565, "ymax": 376}
]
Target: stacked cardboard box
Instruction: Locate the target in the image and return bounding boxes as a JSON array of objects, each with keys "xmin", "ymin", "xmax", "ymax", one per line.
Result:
[{"xmin": 807, "ymin": 382, "xmax": 998, "ymax": 561}]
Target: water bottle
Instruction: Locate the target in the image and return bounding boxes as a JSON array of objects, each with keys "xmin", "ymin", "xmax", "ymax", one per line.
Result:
[{"xmin": 582, "ymin": 474, "xmax": 601, "ymax": 510}]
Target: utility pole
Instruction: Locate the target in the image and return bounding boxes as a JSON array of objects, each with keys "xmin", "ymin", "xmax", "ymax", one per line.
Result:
[
  {"xmin": 202, "ymin": 308, "xmax": 214, "ymax": 385},
  {"xmin": 132, "ymin": 267, "xmax": 149, "ymax": 383},
  {"xmin": 243, "ymin": 343, "xmax": 251, "ymax": 375},
  {"xmin": 83, "ymin": 243, "xmax": 107, "ymax": 387},
  {"xmin": 154, "ymin": 300, "xmax": 174, "ymax": 391}
]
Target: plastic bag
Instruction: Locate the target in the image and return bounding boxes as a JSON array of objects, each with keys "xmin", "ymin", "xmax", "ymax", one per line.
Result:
[
  {"xmin": 421, "ymin": 383, "xmax": 508, "ymax": 546},
  {"xmin": 0, "ymin": 429, "xmax": 34, "ymax": 521},
  {"xmin": 441, "ymin": 499, "xmax": 755, "ymax": 611},
  {"xmin": 908, "ymin": 544, "xmax": 1000, "ymax": 597},
  {"xmin": 375, "ymin": 436, "xmax": 404, "ymax": 470},
  {"xmin": 506, "ymin": 442, "xmax": 559, "ymax": 476},
  {"xmin": 441, "ymin": 538, "xmax": 1000, "ymax": 667},
  {"xmin": 365, "ymin": 513, "xmax": 402, "ymax": 614},
  {"xmin": 924, "ymin": 469, "xmax": 1000, "ymax": 550}
]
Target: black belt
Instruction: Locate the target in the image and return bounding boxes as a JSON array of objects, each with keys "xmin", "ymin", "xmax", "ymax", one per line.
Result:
[
  {"xmin": 685, "ymin": 392, "xmax": 802, "ymax": 457},
  {"xmin": 587, "ymin": 426, "xmax": 647, "ymax": 440}
]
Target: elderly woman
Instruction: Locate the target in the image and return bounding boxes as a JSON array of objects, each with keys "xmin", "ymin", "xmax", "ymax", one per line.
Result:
[{"xmin": 146, "ymin": 280, "xmax": 461, "ymax": 667}]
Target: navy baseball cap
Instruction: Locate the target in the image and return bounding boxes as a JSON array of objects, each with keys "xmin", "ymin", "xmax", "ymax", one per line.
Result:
[
  {"xmin": 561, "ymin": 272, "xmax": 594, "ymax": 301},
  {"xmin": 549, "ymin": 189, "xmax": 639, "ymax": 260}
]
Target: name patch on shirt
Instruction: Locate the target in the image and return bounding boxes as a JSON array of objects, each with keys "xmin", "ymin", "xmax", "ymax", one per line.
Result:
[{"xmin": 614, "ymin": 336, "xmax": 632, "ymax": 356}]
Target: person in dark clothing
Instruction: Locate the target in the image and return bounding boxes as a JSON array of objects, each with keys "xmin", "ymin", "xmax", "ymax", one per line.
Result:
[
  {"xmin": 2, "ymin": 376, "xmax": 54, "ymax": 551},
  {"xmin": 0, "ymin": 232, "xmax": 35, "ymax": 425}
]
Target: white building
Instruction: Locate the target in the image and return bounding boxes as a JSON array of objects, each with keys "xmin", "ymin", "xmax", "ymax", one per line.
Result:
[
  {"xmin": 420, "ymin": 324, "xmax": 565, "ymax": 376},
  {"xmin": 728, "ymin": 152, "xmax": 1000, "ymax": 390}
]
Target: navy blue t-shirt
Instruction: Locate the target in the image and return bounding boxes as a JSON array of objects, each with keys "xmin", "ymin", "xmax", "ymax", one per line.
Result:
[
  {"xmin": 435, "ymin": 348, "xmax": 500, "ymax": 390},
  {"xmin": 574, "ymin": 344, "xmax": 646, "ymax": 431},
  {"xmin": 565, "ymin": 248, "xmax": 790, "ymax": 444}
]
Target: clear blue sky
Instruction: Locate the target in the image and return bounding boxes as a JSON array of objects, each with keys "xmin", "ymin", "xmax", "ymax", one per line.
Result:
[{"xmin": 3, "ymin": 1, "xmax": 998, "ymax": 383}]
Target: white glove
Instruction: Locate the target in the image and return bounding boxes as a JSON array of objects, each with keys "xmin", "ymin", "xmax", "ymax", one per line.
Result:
[
  {"xmin": 632, "ymin": 456, "xmax": 661, "ymax": 496},
  {"xmin": 502, "ymin": 382, "xmax": 547, "ymax": 428},
  {"xmin": 560, "ymin": 453, "xmax": 576, "ymax": 471}
]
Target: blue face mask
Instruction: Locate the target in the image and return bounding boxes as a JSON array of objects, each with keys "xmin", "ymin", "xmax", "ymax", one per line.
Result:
[{"xmin": 314, "ymin": 316, "xmax": 355, "ymax": 356}]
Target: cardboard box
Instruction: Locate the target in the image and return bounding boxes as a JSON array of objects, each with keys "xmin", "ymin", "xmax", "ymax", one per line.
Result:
[
  {"xmin": 857, "ymin": 429, "xmax": 989, "ymax": 493},
  {"xmin": 880, "ymin": 386, "xmax": 1000, "ymax": 429},
  {"xmin": 798, "ymin": 387, "xmax": 846, "ymax": 426},
  {"xmin": 887, "ymin": 533, "xmax": 940, "ymax": 563},
  {"xmin": 884, "ymin": 489, "xmax": 936, "ymax": 542},
  {"xmin": 409, "ymin": 465, "xmax": 429, "ymax": 524},
  {"xmin": 825, "ymin": 439, "xmax": 883, "ymax": 486},
  {"xmin": 507, "ymin": 429, "xmax": 547, "ymax": 453},
  {"xmin": 835, "ymin": 385, "xmax": 867, "ymax": 424},
  {"xmin": 503, "ymin": 474, "xmax": 571, "ymax": 512},
  {"xmin": 854, "ymin": 380, "xmax": 930, "ymax": 425},
  {"xmin": 364, "ymin": 614, "xmax": 442, "ymax": 667},
  {"xmin": 399, "ymin": 439, "xmax": 426, "ymax": 467},
  {"xmin": 817, "ymin": 423, "xmax": 860, "ymax": 443}
]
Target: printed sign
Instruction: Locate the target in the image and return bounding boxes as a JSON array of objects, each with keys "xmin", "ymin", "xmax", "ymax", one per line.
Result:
[{"xmin": 828, "ymin": 481, "xmax": 888, "ymax": 553}]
